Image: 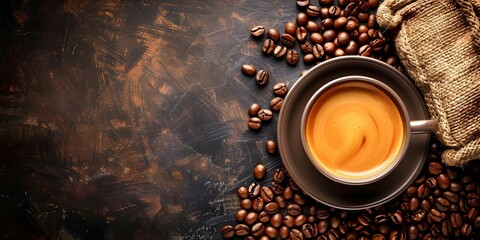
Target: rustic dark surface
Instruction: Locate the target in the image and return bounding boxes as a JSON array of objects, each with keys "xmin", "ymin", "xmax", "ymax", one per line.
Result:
[{"xmin": 0, "ymin": 0, "xmax": 308, "ymax": 239}]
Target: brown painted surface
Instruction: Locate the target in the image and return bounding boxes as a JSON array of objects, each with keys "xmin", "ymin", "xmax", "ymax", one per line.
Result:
[{"xmin": 0, "ymin": 0, "xmax": 303, "ymax": 239}]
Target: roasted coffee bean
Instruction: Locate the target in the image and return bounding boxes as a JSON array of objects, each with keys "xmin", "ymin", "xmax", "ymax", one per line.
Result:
[
  {"xmin": 221, "ymin": 225, "xmax": 235, "ymax": 238},
  {"xmin": 417, "ymin": 221, "xmax": 429, "ymax": 232},
  {"xmin": 330, "ymin": 215, "xmax": 341, "ymax": 229},
  {"xmin": 279, "ymin": 226, "xmax": 289, "ymax": 239},
  {"xmin": 312, "ymin": 44, "xmax": 325, "ymax": 58},
  {"xmin": 290, "ymin": 228, "xmax": 304, "ymax": 240},
  {"xmin": 296, "ymin": 0, "xmax": 310, "ymax": 7},
  {"xmin": 336, "ymin": 31, "xmax": 350, "ymax": 46},
  {"xmin": 412, "ymin": 209, "xmax": 426, "ymax": 222},
  {"xmin": 450, "ymin": 212, "xmax": 462, "ymax": 228},
  {"xmin": 356, "ymin": 11, "xmax": 368, "ymax": 21},
  {"xmin": 428, "ymin": 162, "xmax": 443, "ymax": 175},
  {"xmin": 241, "ymin": 64, "xmax": 257, "ymax": 76},
  {"xmin": 358, "ymin": 44, "xmax": 372, "ymax": 56},
  {"xmin": 300, "ymin": 41, "xmax": 313, "ymax": 53},
  {"xmin": 443, "ymin": 191, "xmax": 460, "ymax": 203},
  {"xmin": 273, "ymin": 83, "xmax": 288, "ymax": 96},
  {"xmin": 293, "ymin": 193, "xmax": 306, "ymax": 205},
  {"xmin": 251, "ymin": 25, "xmax": 265, "ymax": 38},
  {"xmin": 245, "ymin": 211, "xmax": 259, "ymax": 225},
  {"xmin": 281, "ymin": 34, "xmax": 295, "ymax": 47},
  {"xmin": 358, "ymin": 32, "xmax": 370, "ymax": 45},
  {"xmin": 257, "ymin": 109, "xmax": 273, "ymax": 121},
  {"xmin": 367, "ymin": 14, "xmax": 377, "ymax": 29},
  {"xmin": 317, "ymin": 219, "xmax": 329, "ymax": 234},
  {"xmin": 286, "ymin": 50, "xmax": 299, "ymax": 65},
  {"xmin": 400, "ymin": 202, "xmax": 409, "ymax": 212},
  {"xmin": 390, "ymin": 229, "xmax": 406, "ymax": 240},
  {"xmin": 435, "ymin": 197, "xmax": 450, "ymax": 211},
  {"xmin": 251, "ymin": 222, "xmax": 265, "ymax": 237},
  {"xmin": 316, "ymin": 208, "xmax": 330, "ymax": 220},
  {"xmin": 436, "ymin": 173, "xmax": 450, "ymax": 190},
  {"xmin": 271, "ymin": 182, "xmax": 284, "ymax": 195},
  {"xmin": 248, "ymin": 103, "xmax": 261, "ymax": 117},
  {"xmin": 432, "ymin": 188, "xmax": 442, "ymax": 196},
  {"xmin": 259, "ymin": 211, "xmax": 270, "ymax": 223},
  {"xmin": 295, "ymin": 214, "xmax": 307, "ymax": 227},
  {"xmin": 429, "ymin": 208, "xmax": 445, "ymax": 222},
  {"xmin": 296, "ymin": 27, "xmax": 308, "ymax": 42},
  {"xmin": 322, "ymin": 18, "xmax": 334, "ymax": 30},
  {"xmin": 417, "ymin": 184, "xmax": 430, "ymax": 198},
  {"xmin": 270, "ymin": 97, "xmax": 283, "ymax": 111},
  {"xmin": 345, "ymin": 2, "xmax": 360, "ymax": 17},
  {"xmin": 468, "ymin": 207, "xmax": 478, "ymax": 221},
  {"xmin": 310, "ymin": 32, "xmax": 324, "ymax": 44},
  {"xmin": 253, "ymin": 164, "xmax": 267, "ymax": 180},
  {"xmin": 390, "ymin": 210, "xmax": 403, "ymax": 224},
  {"xmin": 284, "ymin": 215, "xmax": 295, "ymax": 228},
  {"xmin": 410, "ymin": 197, "xmax": 420, "ymax": 211},
  {"xmin": 304, "ymin": 54, "xmax": 316, "ymax": 64},
  {"xmin": 283, "ymin": 186, "xmax": 294, "ymax": 200},
  {"xmin": 345, "ymin": 19, "xmax": 358, "ymax": 32},
  {"xmin": 367, "ymin": 29, "xmax": 378, "ymax": 39},
  {"xmin": 273, "ymin": 45, "xmax": 287, "ymax": 58},
  {"xmin": 425, "ymin": 177, "xmax": 437, "ymax": 188},
  {"xmin": 328, "ymin": 6, "xmax": 341, "ymax": 17},
  {"xmin": 234, "ymin": 224, "xmax": 249, "ymax": 236},
  {"xmin": 465, "ymin": 182, "xmax": 476, "ymax": 192},
  {"xmin": 296, "ymin": 12, "xmax": 308, "ymax": 26},
  {"xmin": 248, "ymin": 182, "xmax": 261, "ymax": 197},
  {"xmin": 358, "ymin": 213, "xmax": 372, "ymax": 226},
  {"xmin": 306, "ymin": 20, "xmax": 320, "ymax": 33},
  {"xmin": 323, "ymin": 29, "xmax": 336, "ymax": 42},
  {"xmin": 372, "ymin": 233, "xmax": 385, "ymax": 240},
  {"xmin": 374, "ymin": 214, "xmax": 388, "ymax": 224},
  {"xmin": 460, "ymin": 223, "xmax": 472, "ymax": 236},
  {"xmin": 467, "ymin": 193, "xmax": 480, "ymax": 206},
  {"xmin": 358, "ymin": 0, "xmax": 370, "ymax": 11},
  {"xmin": 459, "ymin": 198, "xmax": 469, "ymax": 212},
  {"xmin": 370, "ymin": 38, "xmax": 384, "ymax": 52},
  {"xmin": 285, "ymin": 22, "xmax": 297, "ymax": 35},
  {"xmin": 274, "ymin": 196, "xmax": 286, "ymax": 209},
  {"xmin": 307, "ymin": 5, "xmax": 320, "ymax": 17},
  {"xmin": 441, "ymin": 220, "xmax": 453, "ymax": 236},
  {"xmin": 252, "ymin": 197, "xmax": 264, "ymax": 211},
  {"xmin": 260, "ymin": 186, "xmax": 273, "ymax": 202},
  {"xmin": 319, "ymin": 0, "xmax": 334, "ymax": 6},
  {"xmin": 343, "ymin": 40, "xmax": 359, "ymax": 55},
  {"xmin": 236, "ymin": 209, "xmax": 248, "ymax": 222},
  {"xmin": 270, "ymin": 212, "xmax": 283, "ymax": 228},
  {"xmin": 368, "ymin": 0, "xmax": 380, "ymax": 8},
  {"xmin": 241, "ymin": 198, "xmax": 252, "ymax": 210},
  {"xmin": 267, "ymin": 28, "xmax": 280, "ymax": 42},
  {"xmin": 323, "ymin": 42, "xmax": 336, "ymax": 56},
  {"xmin": 287, "ymin": 203, "xmax": 302, "ymax": 216},
  {"xmin": 237, "ymin": 186, "xmax": 249, "ymax": 199},
  {"xmin": 265, "ymin": 225, "xmax": 278, "ymax": 238},
  {"xmin": 273, "ymin": 168, "xmax": 286, "ymax": 183},
  {"xmin": 320, "ymin": 7, "xmax": 330, "ymax": 19},
  {"xmin": 265, "ymin": 202, "xmax": 279, "ymax": 214},
  {"xmin": 255, "ymin": 69, "xmax": 269, "ymax": 85},
  {"xmin": 406, "ymin": 186, "xmax": 417, "ymax": 197},
  {"xmin": 333, "ymin": 17, "xmax": 348, "ymax": 29},
  {"xmin": 328, "ymin": 229, "xmax": 340, "ymax": 240},
  {"xmin": 262, "ymin": 39, "xmax": 275, "ymax": 55},
  {"xmin": 407, "ymin": 224, "xmax": 418, "ymax": 239},
  {"xmin": 431, "ymin": 223, "xmax": 442, "ymax": 237},
  {"xmin": 302, "ymin": 223, "xmax": 317, "ymax": 238},
  {"xmin": 265, "ymin": 140, "xmax": 277, "ymax": 154}
]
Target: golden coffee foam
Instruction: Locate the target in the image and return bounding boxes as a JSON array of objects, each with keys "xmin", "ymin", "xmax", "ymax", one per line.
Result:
[{"xmin": 306, "ymin": 81, "xmax": 404, "ymax": 179}]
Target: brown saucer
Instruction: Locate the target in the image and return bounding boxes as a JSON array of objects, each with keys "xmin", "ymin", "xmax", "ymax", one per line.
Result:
[{"xmin": 277, "ymin": 56, "xmax": 430, "ymax": 210}]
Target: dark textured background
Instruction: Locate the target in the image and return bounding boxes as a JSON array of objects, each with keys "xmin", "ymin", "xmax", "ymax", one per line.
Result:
[{"xmin": 0, "ymin": 0, "xmax": 310, "ymax": 239}]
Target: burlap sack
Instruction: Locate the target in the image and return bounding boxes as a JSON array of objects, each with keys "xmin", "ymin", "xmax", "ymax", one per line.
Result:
[{"xmin": 377, "ymin": 0, "xmax": 480, "ymax": 166}]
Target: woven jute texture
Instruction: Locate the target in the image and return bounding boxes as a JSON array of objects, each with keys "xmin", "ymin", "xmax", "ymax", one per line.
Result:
[{"xmin": 377, "ymin": 0, "xmax": 480, "ymax": 166}]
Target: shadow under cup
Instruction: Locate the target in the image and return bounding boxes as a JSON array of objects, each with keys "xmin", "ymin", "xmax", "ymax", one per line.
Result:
[{"xmin": 300, "ymin": 76, "xmax": 436, "ymax": 185}]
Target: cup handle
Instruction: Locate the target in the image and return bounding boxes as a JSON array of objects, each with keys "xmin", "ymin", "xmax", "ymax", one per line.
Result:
[{"xmin": 411, "ymin": 120, "xmax": 438, "ymax": 133}]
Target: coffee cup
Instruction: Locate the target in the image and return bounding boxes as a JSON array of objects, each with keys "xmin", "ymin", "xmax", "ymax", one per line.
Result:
[{"xmin": 300, "ymin": 75, "xmax": 437, "ymax": 185}]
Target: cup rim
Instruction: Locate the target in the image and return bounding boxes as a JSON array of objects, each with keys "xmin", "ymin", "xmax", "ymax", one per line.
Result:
[{"xmin": 300, "ymin": 75, "xmax": 411, "ymax": 185}]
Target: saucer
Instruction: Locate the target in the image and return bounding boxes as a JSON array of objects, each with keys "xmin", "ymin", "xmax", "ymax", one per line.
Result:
[{"xmin": 277, "ymin": 56, "xmax": 430, "ymax": 210}]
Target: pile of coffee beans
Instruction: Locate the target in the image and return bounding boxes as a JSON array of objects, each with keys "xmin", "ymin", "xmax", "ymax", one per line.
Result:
[
  {"xmin": 221, "ymin": 139, "xmax": 480, "ymax": 239},
  {"xmin": 222, "ymin": 0, "xmax": 479, "ymax": 239}
]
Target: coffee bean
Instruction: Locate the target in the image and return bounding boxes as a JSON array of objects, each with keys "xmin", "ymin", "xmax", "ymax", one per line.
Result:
[
  {"xmin": 306, "ymin": 20, "xmax": 320, "ymax": 33},
  {"xmin": 367, "ymin": 14, "xmax": 377, "ymax": 29},
  {"xmin": 247, "ymin": 103, "xmax": 261, "ymax": 117},
  {"xmin": 367, "ymin": 29, "xmax": 378, "ymax": 39},
  {"xmin": 285, "ymin": 22, "xmax": 297, "ymax": 35},
  {"xmin": 265, "ymin": 140, "xmax": 277, "ymax": 154},
  {"xmin": 290, "ymin": 228, "xmax": 304, "ymax": 240},
  {"xmin": 259, "ymin": 210, "xmax": 270, "ymax": 223},
  {"xmin": 358, "ymin": 44, "xmax": 372, "ymax": 56},
  {"xmin": 467, "ymin": 193, "xmax": 479, "ymax": 206},
  {"xmin": 245, "ymin": 211, "xmax": 259, "ymax": 225},
  {"xmin": 274, "ymin": 45, "xmax": 287, "ymax": 58},
  {"xmin": 283, "ymin": 215, "xmax": 295, "ymax": 228},
  {"xmin": 328, "ymin": 228, "xmax": 340, "ymax": 240},
  {"xmin": 337, "ymin": 31, "xmax": 350, "ymax": 46},
  {"xmin": 283, "ymin": 186, "xmax": 294, "ymax": 199},
  {"xmin": 425, "ymin": 177, "xmax": 437, "ymax": 189},
  {"xmin": 441, "ymin": 220, "xmax": 453, "ymax": 236},
  {"xmin": 409, "ymin": 197, "xmax": 419, "ymax": 211},
  {"xmin": 319, "ymin": 0, "xmax": 333, "ymax": 6},
  {"xmin": 296, "ymin": 0, "xmax": 310, "ymax": 7},
  {"xmin": 251, "ymin": 25, "xmax": 265, "ymax": 38},
  {"xmin": 248, "ymin": 182, "xmax": 261, "ymax": 198},
  {"xmin": 262, "ymin": 39, "xmax": 275, "ymax": 55},
  {"xmin": 252, "ymin": 197, "xmax": 264, "ymax": 211},
  {"xmin": 267, "ymin": 28, "xmax": 280, "ymax": 42},
  {"xmin": 333, "ymin": 17, "xmax": 348, "ymax": 29},
  {"xmin": 345, "ymin": 2, "xmax": 360, "ymax": 17},
  {"xmin": 300, "ymin": 41, "xmax": 313, "ymax": 53},
  {"xmin": 281, "ymin": 34, "xmax": 295, "ymax": 47},
  {"xmin": 241, "ymin": 64, "xmax": 257, "ymax": 76},
  {"xmin": 265, "ymin": 202, "xmax": 279, "ymax": 214},
  {"xmin": 296, "ymin": 12, "xmax": 308, "ymax": 26},
  {"xmin": 358, "ymin": 213, "xmax": 372, "ymax": 226},
  {"xmin": 328, "ymin": 6, "xmax": 341, "ymax": 17},
  {"xmin": 251, "ymin": 222, "xmax": 265, "ymax": 237},
  {"xmin": 358, "ymin": 32, "xmax": 369, "ymax": 45},
  {"xmin": 269, "ymin": 212, "xmax": 283, "ymax": 228},
  {"xmin": 407, "ymin": 224, "xmax": 418, "ymax": 239},
  {"xmin": 449, "ymin": 212, "xmax": 462, "ymax": 228},
  {"xmin": 461, "ymin": 223, "xmax": 472, "ymax": 236},
  {"xmin": 323, "ymin": 29, "xmax": 336, "ymax": 42},
  {"xmin": 307, "ymin": 5, "xmax": 320, "ymax": 17},
  {"xmin": 412, "ymin": 209, "xmax": 426, "ymax": 222},
  {"xmin": 263, "ymin": 225, "xmax": 278, "ymax": 238},
  {"xmin": 295, "ymin": 214, "xmax": 307, "ymax": 227},
  {"xmin": 302, "ymin": 54, "xmax": 314, "ymax": 64},
  {"xmin": 255, "ymin": 69, "xmax": 269, "ymax": 85},
  {"xmin": 241, "ymin": 198, "xmax": 252, "ymax": 210},
  {"xmin": 435, "ymin": 197, "xmax": 451, "ymax": 211},
  {"xmin": 296, "ymin": 26, "xmax": 308, "ymax": 42},
  {"xmin": 234, "ymin": 224, "xmax": 249, "ymax": 236},
  {"xmin": 429, "ymin": 208, "xmax": 445, "ymax": 222},
  {"xmin": 370, "ymin": 38, "xmax": 384, "ymax": 52},
  {"xmin": 312, "ymin": 44, "xmax": 325, "ymax": 59},
  {"xmin": 389, "ymin": 210, "xmax": 403, "ymax": 224},
  {"xmin": 236, "ymin": 209, "xmax": 248, "ymax": 222},
  {"xmin": 279, "ymin": 226, "xmax": 289, "ymax": 239},
  {"xmin": 260, "ymin": 186, "xmax": 273, "ymax": 203},
  {"xmin": 465, "ymin": 182, "xmax": 476, "ymax": 192},
  {"xmin": 373, "ymin": 214, "xmax": 388, "ymax": 224},
  {"xmin": 272, "ymin": 169, "xmax": 286, "ymax": 184},
  {"xmin": 293, "ymin": 193, "xmax": 306, "ymax": 205},
  {"xmin": 345, "ymin": 19, "xmax": 358, "ymax": 31},
  {"xmin": 287, "ymin": 203, "xmax": 302, "ymax": 216},
  {"xmin": 322, "ymin": 18, "xmax": 334, "ymax": 31},
  {"xmin": 459, "ymin": 198, "xmax": 469, "ymax": 212},
  {"xmin": 468, "ymin": 207, "xmax": 478, "ymax": 221},
  {"xmin": 443, "ymin": 191, "xmax": 460, "ymax": 203},
  {"xmin": 437, "ymin": 173, "xmax": 450, "ymax": 189},
  {"xmin": 237, "ymin": 186, "xmax": 249, "ymax": 199},
  {"xmin": 221, "ymin": 225, "xmax": 235, "ymax": 238},
  {"xmin": 417, "ymin": 184, "xmax": 430, "ymax": 198},
  {"xmin": 274, "ymin": 196, "xmax": 286, "ymax": 210},
  {"xmin": 368, "ymin": 0, "xmax": 380, "ymax": 8},
  {"xmin": 271, "ymin": 181, "xmax": 284, "ymax": 195},
  {"xmin": 286, "ymin": 49, "xmax": 299, "ymax": 65},
  {"xmin": 310, "ymin": 32, "xmax": 324, "ymax": 44},
  {"xmin": 258, "ymin": 109, "xmax": 273, "ymax": 121},
  {"xmin": 358, "ymin": 0, "xmax": 370, "ymax": 12}
]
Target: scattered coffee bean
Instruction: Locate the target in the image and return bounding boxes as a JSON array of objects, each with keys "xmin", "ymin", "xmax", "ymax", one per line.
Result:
[
  {"xmin": 286, "ymin": 49, "xmax": 299, "ymax": 65},
  {"xmin": 281, "ymin": 34, "xmax": 295, "ymax": 47},
  {"xmin": 255, "ymin": 69, "xmax": 269, "ymax": 85},
  {"xmin": 257, "ymin": 109, "xmax": 273, "ymax": 121},
  {"xmin": 262, "ymin": 39, "xmax": 275, "ymax": 55},
  {"xmin": 300, "ymin": 41, "xmax": 313, "ymax": 53},
  {"xmin": 265, "ymin": 140, "xmax": 277, "ymax": 154},
  {"xmin": 306, "ymin": 5, "xmax": 320, "ymax": 17},
  {"xmin": 303, "ymin": 54, "xmax": 316, "ymax": 64},
  {"xmin": 296, "ymin": 12, "xmax": 308, "ymax": 26},
  {"xmin": 248, "ymin": 117, "xmax": 262, "ymax": 130},
  {"xmin": 247, "ymin": 103, "xmax": 260, "ymax": 117},
  {"xmin": 234, "ymin": 224, "xmax": 249, "ymax": 236},
  {"xmin": 241, "ymin": 64, "xmax": 257, "ymax": 76},
  {"xmin": 253, "ymin": 164, "xmax": 266, "ymax": 180},
  {"xmin": 251, "ymin": 25, "xmax": 265, "ymax": 38},
  {"xmin": 270, "ymin": 97, "xmax": 283, "ymax": 110},
  {"xmin": 285, "ymin": 22, "xmax": 297, "ymax": 35},
  {"xmin": 273, "ymin": 82, "xmax": 288, "ymax": 96},
  {"xmin": 267, "ymin": 28, "xmax": 280, "ymax": 42},
  {"xmin": 273, "ymin": 45, "xmax": 287, "ymax": 58},
  {"xmin": 312, "ymin": 44, "xmax": 325, "ymax": 58}
]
